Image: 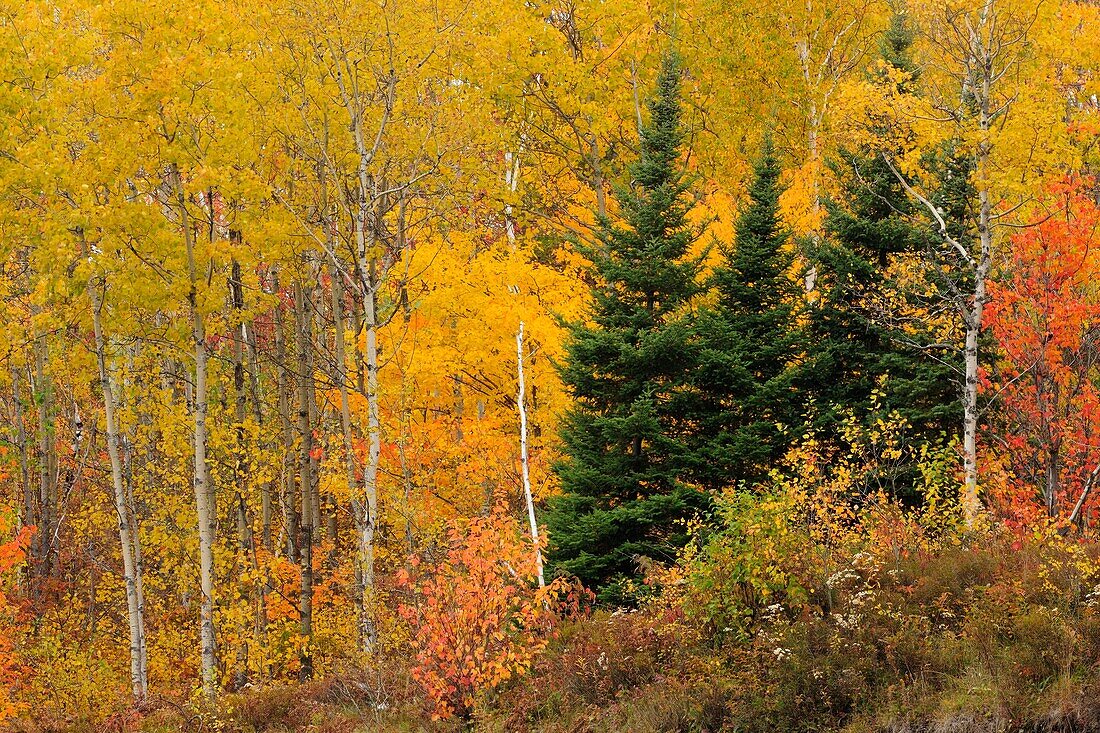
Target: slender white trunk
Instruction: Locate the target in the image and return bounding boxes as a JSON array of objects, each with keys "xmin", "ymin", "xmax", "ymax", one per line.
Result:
[
  {"xmin": 961, "ymin": 308, "xmax": 981, "ymax": 522},
  {"xmin": 359, "ymin": 277, "xmax": 379, "ymax": 653},
  {"xmin": 34, "ymin": 328, "xmax": 56, "ymax": 578},
  {"xmin": 331, "ymin": 54, "xmax": 394, "ymax": 655},
  {"xmin": 961, "ymin": 1, "xmax": 995, "ymax": 526},
  {"xmin": 172, "ymin": 164, "xmax": 217, "ymax": 698},
  {"xmin": 504, "ymin": 151, "xmax": 520, "ymax": 245},
  {"xmin": 272, "ymin": 271, "xmax": 297, "ymax": 560},
  {"xmin": 516, "ymin": 323, "xmax": 544, "ymax": 588},
  {"xmin": 244, "ymin": 315, "xmax": 272, "ymax": 552},
  {"xmin": 125, "ymin": 434, "xmax": 149, "ymax": 695},
  {"xmin": 90, "ymin": 281, "xmax": 147, "ymax": 700},
  {"xmin": 192, "ymin": 249, "xmax": 216, "ymax": 700},
  {"xmin": 961, "ymin": 180, "xmax": 992, "ymax": 525},
  {"xmin": 884, "ymin": 0, "xmax": 1014, "ymax": 526},
  {"xmin": 348, "ymin": 92, "xmax": 381, "ymax": 656}
]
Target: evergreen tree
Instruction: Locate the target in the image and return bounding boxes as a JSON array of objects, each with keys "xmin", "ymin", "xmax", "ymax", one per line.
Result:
[
  {"xmin": 681, "ymin": 137, "xmax": 801, "ymax": 492},
  {"xmin": 800, "ymin": 13, "xmax": 959, "ymax": 494},
  {"xmin": 546, "ymin": 54, "xmax": 705, "ymax": 603},
  {"xmin": 879, "ymin": 11, "xmax": 919, "ymax": 93}
]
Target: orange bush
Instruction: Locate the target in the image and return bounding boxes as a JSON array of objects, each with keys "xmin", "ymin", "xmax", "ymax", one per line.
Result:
[{"xmin": 397, "ymin": 505, "xmax": 557, "ymax": 720}]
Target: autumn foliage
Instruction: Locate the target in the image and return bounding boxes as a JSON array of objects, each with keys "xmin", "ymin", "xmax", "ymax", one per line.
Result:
[
  {"xmin": 0, "ymin": 513, "xmax": 31, "ymax": 724},
  {"xmin": 397, "ymin": 505, "xmax": 557, "ymax": 720},
  {"xmin": 3, "ymin": 0, "xmax": 1100, "ymax": 729},
  {"xmin": 987, "ymin": 184, "xmax": 1100, "ymax": 526}
]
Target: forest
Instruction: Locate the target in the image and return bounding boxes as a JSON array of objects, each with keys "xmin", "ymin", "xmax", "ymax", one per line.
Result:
[{"xmin": 2, "ymin": 0, "xmax": 1100, "ymax": 730}]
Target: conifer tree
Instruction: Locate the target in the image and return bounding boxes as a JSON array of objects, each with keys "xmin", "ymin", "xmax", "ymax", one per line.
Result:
[
  {"xmin": 682, "ymin": 138, "xmax": 801, "ymax": 492},
  {"xmin": 546, "ymin": 53, "xmax": 705, "ymax": 603},
  {"xmin": 801, "ymin": 13, "xmax": 959, "ymax": 494}
]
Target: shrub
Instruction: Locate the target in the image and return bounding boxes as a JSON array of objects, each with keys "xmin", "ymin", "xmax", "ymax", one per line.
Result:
[{"xmin": 397, "ymin": 504, "xmax": 558, "ymax": 720}]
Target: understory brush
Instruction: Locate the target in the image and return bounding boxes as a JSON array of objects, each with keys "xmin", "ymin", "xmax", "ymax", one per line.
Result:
[
  {"xmin": 14, "ymin": 445, "xmax": 1100, "ymax": 733},
  {"xmin": 13, "ymin": 508, "xmax": 1100, "ymax": 733},
  {"xmin": 487, "ymin": 485, "xmax": 1100, "ymax": 733}
]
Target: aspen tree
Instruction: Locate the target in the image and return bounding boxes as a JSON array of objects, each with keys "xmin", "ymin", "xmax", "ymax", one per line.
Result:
[
  {"xmin": 294, "ymin": 276, "xmax": 316, "ymax": 680},
  {"xmin": 516, "ymin": 323, "xmax": 545, "ymax": 589},
  {"xmin": 887, "ymin": 0, "xmax": 1052, "ymax": 524},
  {"xmin": 89, "ymin": 276, "xmax": 148, "ymax": 699},
  {"xmin": 170, "ymin": 163, "xmax": 218, "ymax": 698}
]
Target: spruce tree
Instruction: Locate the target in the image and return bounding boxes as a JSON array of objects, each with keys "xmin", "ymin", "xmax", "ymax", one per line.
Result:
[
  {"xmin": 681, "ymin": 137, "xmax": 801, "ymax": 492},
  {"xmin": 801, "ymin": 13, "xmax": 959, "ymax": 494},
  {"xmin": 546, "ymin": 54, "xmax": 705, "ymax": 603}
]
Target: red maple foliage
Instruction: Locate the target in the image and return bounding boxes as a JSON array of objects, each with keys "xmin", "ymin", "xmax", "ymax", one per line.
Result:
[{"xmin": 986, "ymin": 181, "xmax": 1100, "ymax": 527}]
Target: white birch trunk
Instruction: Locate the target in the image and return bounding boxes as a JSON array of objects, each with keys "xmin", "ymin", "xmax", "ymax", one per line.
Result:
[
  {"xmin": 172, "ymin": 164, "xmax": 218, "ymax": 698},
  {"xmin": 125, "ymin": 433, "xmax": 149, "ymax": 695},
  {"xmin": 345, "ymin": 76, "xmax": 385, "ymax": 656},
  {"xmin": 886, "ymin": 0, "xmax": 1017, "ymax": 525},
  {"xmin": 90, "ymin": 281, "xmax": 148, "ymax": 700},
  {"xmin": 960, "ymin": 0, "xmax": 996, "ymax": 525},
  {"xmin": 516, "ymin": 322, "xmax": 545, "ymax": 588},
  {"xmin": 358, "ymin": 277, "xmax": 380, "ymax": 653}
]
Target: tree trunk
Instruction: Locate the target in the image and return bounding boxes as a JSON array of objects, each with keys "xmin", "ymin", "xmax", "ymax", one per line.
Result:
[
  {"xmin": 230, "ymin": 259, "xmax": 254, "ymax": 554},
  {"xmin": 886, "ymin": 0, "xmax": 1021, "ymax": 526},
  {"xmin": 172, "ymin": 163, "xmax": 218, "ymax": 699},
  {"xmin": 329, "ymin": 260, "xmax": 359, "ymax": 555},
  {"xmin": 90, "ymin": 279, "xmax": 148, "ymax": 700},
  {"xmin": 244, "ymin": 291, "xmax": 272, "ymax": 665},
  {"xmin": 229, "ymin": 257, "xmax": 258, "ymax": 688},
  {"xmin": 348, "ymin": 105, "xmax": 381, "ymax": 656},
  {"xmin": 308, "ymin": 291, "xmax": 323, "ymax": 538},
  {"xmin": 34, "ymin": 329, "xmax": 57, "ymax": 579},
  {"xmin": 273, "ymin": 271, "xmax": 298, "ymax": 561},
  {"xmin": 294, "ymin": 279, "xmax": 314, "ymax": 681},
  {"xmin": 123, "ymin": 433, "xmax": 149, "ymax": 698},
  {"xmin": 961, "ymin": 306, "xmax": 981, "ymax": 524},
  {"xmin": 357, "ymin": 276, "xmax": 379, "ymax": 654},
  {"xmin": 961, "ymin": 0, "xmax": 996, "ymax": 526},
  {"xmin": 245, "ymin": 313, "xmax": 273, "ymax": 554},
  {"xmin": 516, "ymin": 322, "xmax": 545, "ymax": 588}
]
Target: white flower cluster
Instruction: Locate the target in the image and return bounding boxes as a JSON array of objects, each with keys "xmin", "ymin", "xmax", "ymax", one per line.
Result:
[
  {"xmin": 833, "ymin": 611, "xmax": 862, "ymax": 630},
  {"xmin": 762, "ymin": 602, "xmax": 785, "ymax": 621},
  {"xmin": 850, "ymin": 551, "xmax": 874, "ymax": 569},
  {"xmin": 826, "ymin": 568, "xmax": 861, "ymax": 590}
]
